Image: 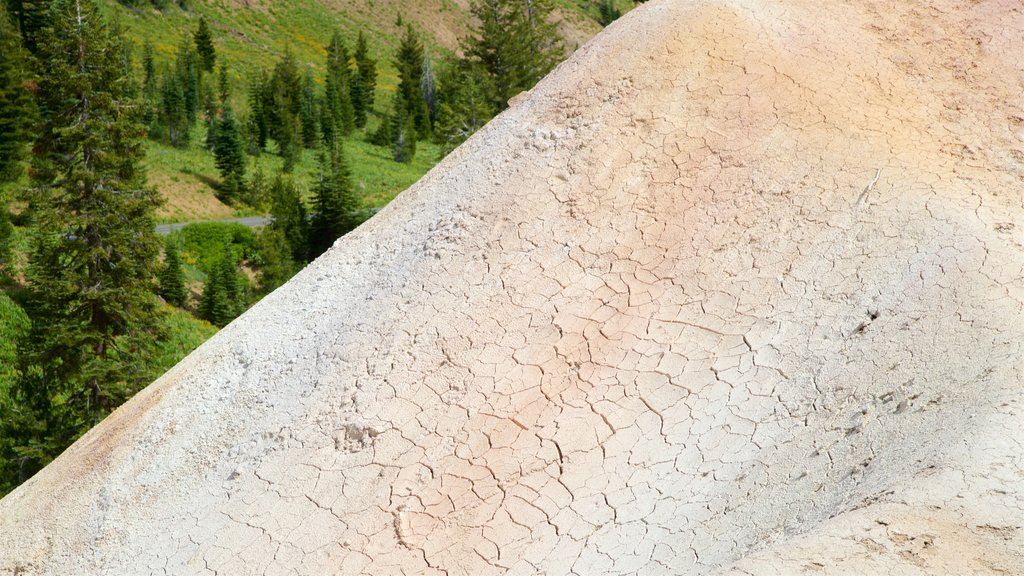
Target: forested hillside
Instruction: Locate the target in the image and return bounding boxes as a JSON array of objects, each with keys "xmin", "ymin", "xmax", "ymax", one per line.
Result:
[{"xmin": 0, "ymin": 0, "xmax": 640, "ymax": 495}]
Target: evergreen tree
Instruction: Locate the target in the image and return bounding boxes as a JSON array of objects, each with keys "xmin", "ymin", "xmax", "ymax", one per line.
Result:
[
  {"xmin": 268, "ymin": 173, "xmax": 308, "ymax": 264},
  {"xmin": 309, "ymin": 142, "xmax": 357, "ymax": 258},
  {"xmin": 300, "ymin": 69, "xmax": 319, "ymax": 148},
  {"xmin": 435, "ymin": 59, "xmax": 495, "ymax": 152},
  {"xmin": 597, "ymin": 0, "xmax": 622, "ymax": 26},
  {"xmin": 0, "ymin": 3, "xmax": 35, "ymax": 182},
  {"xmin": 140, "ymin": 40, "xmax": 159, "ymax": 128},
  {"xmin": 268, "ymin": 50, "xmax": 303, "ymax": 170},
  {"xmin": 254, "ymin": 225, "xmax": 296, "ymax": 294},
  {"xmin": 193, "ymin": 16, "xmax": 216, "ymax": 73},
  {"xmin": 175, "ymin": 35, "xmax": 200, "ymax": 126},
  {"xmin": 214, "ymin": 101, "xmax": 246, "ymax": 204},
  {"xmin": 0, "ymin": 200, "xmax": 13, "ymax": 282},
  {"xmin": 199, "ymin": 245, "xmax": 245, "ymax": 327},
  {"xmin": 158, "ymin": 241, "xmax": 188, "ymax": 307},
  {"xmin": 245, "ymin": 70, "xmax": 269, "ymax": 153},
  {"xmin": 322, "ymin": 31, "xmax": 355, "ymax": 144},
  {"xmin": 351, "ymin": 30, "xmax": 376, "ymax": 129},
  {"xmin": 242, "ymin": 159, "xmax": 269, "ymax": 209},
  {"xmin": 11, "ymin": 0, "xmax": 47, "ymax": 53},
  {"xmin": 465, "ymin": 0, "xmax": 563, "ymax": 109},
  {"xmin": 158, "ymin": 71, "xmax": 190, "ymax": 146},
  {"xmin": 4, "ymin": 0, "xmax": 164, "ymax": 484},
  {"xmin": 394, "ymin": 25, "xmax": 431, "ymax": 139}
]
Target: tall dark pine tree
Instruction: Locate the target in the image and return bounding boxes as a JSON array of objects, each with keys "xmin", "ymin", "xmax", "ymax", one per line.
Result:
[
  {"xmin": 140, "ymin": 40, "xmax": 158, "ymax": 127},
  {"xmin": 300, "ymin": 69, "xmax": 319, "ymax": 148},
  {"xmin": 159, "ymin": 241, "xmax": 188, "ymax": 307},
  {"xmin": 4, "ymin": 0, "xmax": 164, "ymax": 484},
  {"xmin": 269, "ymin": 173, "xmax": 308, "ymax": 264},
  {"xmin": 0, "ymin": 2, "xmax": 35, "ymax": 182},
  {"xmin": 322, "ymin": 31, "xmax": 355, "ymax": 145},
  {"xmin": 310, "ymin": 142, "xmax": 358, "ymax": 258},
  {"xmin": 199, "ymin": 245, "xmax": 245, "ymax": 327},
  {"xmin": 10, "ymin": 0, "xmax": 47, "ymax": 53},
  {"xmin": 193, "ymin": 16, "xmax": 216, "ymax": 73},
  {"xmin": 214, "ymin": 101, "xmax": 246, "ymax": 204},
  {"xmin": 394, "ymin": 25, "xmax": 431, "ymax": 139},
  {"xmin": 269, "ymin": 50, "xmax": 303, "ymax": 171},
  {"xmin": 465, "ymin": 0, "xmax": 562, "ymax": 110},
  {"xmin": 351, "ymin": 30, "xmax": 376, "ymax": 129},
  {"xmin": 246, "ymin": 70, "xmax": 269, "ymax": 153}
]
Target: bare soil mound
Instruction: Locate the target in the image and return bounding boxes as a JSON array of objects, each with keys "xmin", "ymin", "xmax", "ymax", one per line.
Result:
[{"xmin": 2, "ymin": 1, "xmax": 1024, "ymax": 574}]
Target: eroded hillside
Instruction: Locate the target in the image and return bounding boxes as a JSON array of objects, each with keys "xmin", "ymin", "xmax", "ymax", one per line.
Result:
[{"xmin": 2, "ymin": 0, "xmax": 1024, "ymax": 574}]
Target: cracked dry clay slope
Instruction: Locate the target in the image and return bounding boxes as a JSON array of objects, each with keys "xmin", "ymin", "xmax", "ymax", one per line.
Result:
[{"xmin": 2, "ymin": 0, "xmax": 1024, "ymax": 574}]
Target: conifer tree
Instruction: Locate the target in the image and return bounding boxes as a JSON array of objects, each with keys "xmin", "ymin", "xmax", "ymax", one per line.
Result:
[
  {"xmin": 214, "ymin": 101, "xmax": 246, "ymax": 204},
  {"xmin": 434, "ymin": 59, "xmax": 495, "ymax": 152},
  {"xmin": 140, "ymin": 40, "xmax": 159, "ymax": 128},
  {"xmin": 194, "ymin": 16, "xmax": 216, "ymax": 73},
  {"xmin": 159, "ymin": 241, "xmax": 188, "ymax": 307},
  {"xmin": 465, "ymin": 0, "xmax": 562, "ymax": 109},
  {"xmin": 323, "ymin": 31, "xmax": 355, "ymax": 144},
  {"xmin": 268, "ymin": 50, "xmax": 303, "ymax": 170},
  {"xmin": 351, "ymin": 30, "xmax": 376, "ymax": 129},
  {"xmin": 11, "ymin": 0, "xmax": 46, "ymax": 53},
  {"xmin": 159, "ymin": 71, "xmax": 190, "ymax": 146},
  {"xmin": 310, "ymin": 142, "xmax": 358, "ymax": 258},
  {"xmin": 246, "ymin": 71, "xmax": 269, "ymax": 153},
  {"xmin": 199, "ymin": 245, "xmax": 244, "ymax": 327},
  {"xmin": 5, "ymin": 0, "xmax": 164, "ymax": 482},
  {"xmin": 0, "ymin": 3, "xmax": 35, "ymax": 182},
  {"xmin": 0, "ymin": 201, "xmax": 13, "ymax": 281},
  {"xmin": 300, "ymin": 69, "xmax": 319, "ymax": 148},
  {"xmin": 268, "ymin": 173, "xmax": 308, "ymax": 264},
  {"xmin": 255, "ymin": 225, "xmax": 296, "ymax": 294},
  {"xmin": 394, "ymin": 25, "xmax": 431, "ymax": 139},
  {"xmin": 175, "ymin": 35, "xmax": 200, "ymax": 126}
]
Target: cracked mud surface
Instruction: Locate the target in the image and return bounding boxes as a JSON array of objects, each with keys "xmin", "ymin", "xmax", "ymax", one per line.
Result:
[{"xmin": 2, "ymin": 0, "xmax": 1024, "ymax": 574}]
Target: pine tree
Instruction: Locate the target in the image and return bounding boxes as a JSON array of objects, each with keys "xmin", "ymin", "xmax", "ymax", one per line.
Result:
[
  {"xmin": 323, "ymin": 31, "xmax": 355, "ymax": 144},
  {"xmin": 159, "ymin": 71, "xmax": 190, "ymax": 146},
  {"xmin": 5, "ymin": 0, "xmax": 164, "ymax": 483},
  {"xmin": 300, "ymin": 69, "xmax": 319, "ymax": 148},
  {"xmin": 394, "ymin": 25, "xmax": 431, "ymax": 139},
  {"xmin": 194, "ymin": 16, "xmax": 216, "ymax": 73},
  {"xmin": 159, "ymin": 241, "xmax": 188, "ymax": 307},
  {"xmin": 465, "ymin": 0, "xmax": 563, "ymax": 109},
  {"xmin": 11, "ymin": 0, "xmax": 47, "ymax": 53},
  {"xmin": 269, "ymin": 173, "xmax": 309, "ymax": 264},
  {"xmin": 434, "ymin": 59, "xmax": 495, "ymax": 152},
  {"xmin": 0, "ymin": 2, "xmax": 35, "ymax": 182},
  {"xmin": 255, "ymin": 225, "xmax": 296, "ymax": 294},
  {"xmin": 0, "ymin": 202, "xmax": 13, "ymax": 281},
  {"xmin": 351, "ymin": 30, "xmax": 376, "ymax": 129},
  {"xmin": 199, "ymin": 245, "xmax": 245, "ymax": 327},
  {"xmin": 242, "ymin": 159, "xmax": 269, "ymax": 209},
  {"xmin": 597, "ymin": 0, "xmax": 622, "ymax": 26},
  {"xmin": 214, "ymin": 101, "xmax": 246, "ymax": 204},
  {"xmin": 175, "ymin": 35, "xmax": 200, "ymax": 126},
  {"xmin": 245, "ymin": 71, "xmax": 269, "ymax": 153},
  {"xmin": 310, "ymin": 142, "xmax": 358, "ymax": 258},
  {"xmin": 140, "ymin": 40, "xmax": 158, "ymax": 128},
  {"xmin": 268, "ymin": 50, "xmax": 303, "ymax": 169}
]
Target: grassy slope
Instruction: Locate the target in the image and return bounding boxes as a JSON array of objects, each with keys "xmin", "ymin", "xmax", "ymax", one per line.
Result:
[{"xmin": 98, "ymin": 0, "xmax": 627, "ymax": 222}]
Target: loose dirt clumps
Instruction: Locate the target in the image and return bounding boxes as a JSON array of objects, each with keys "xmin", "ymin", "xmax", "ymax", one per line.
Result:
[{"xmin": 2, "ymin": 1, "xmax": 1024, "ymax": 574}]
